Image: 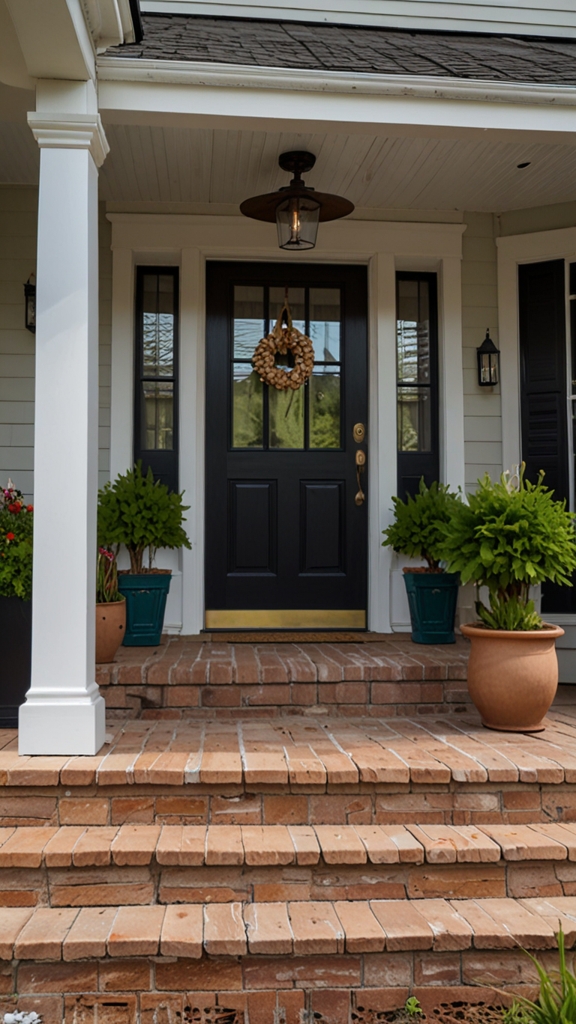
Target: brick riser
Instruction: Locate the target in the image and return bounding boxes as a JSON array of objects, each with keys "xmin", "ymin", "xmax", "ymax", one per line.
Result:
[
  {"xmin": 97, "ymin": 638, "xmax": 470, "ymax": 719},
  {"xmin": 4, "ymin": 857, "xmax": 576, "ymax": 909},
  {"xmin": 2, "ymin": 781, "xmax": 574, "ymax": 828},
  {"xmin": 0, "ymin": 951, "xmax": 556, "ymax": 1024}
]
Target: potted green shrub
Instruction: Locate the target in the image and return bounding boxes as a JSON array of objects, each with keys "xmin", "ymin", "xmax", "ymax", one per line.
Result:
[
  {"xmin": 98, "ymin": 464, "xmax": 191, "ymax": 646},
  {"xmin": 382, "ymin": 480, "xmax": 461, "ymax": 644},
  {"xmin": 95, "ymin": 547, "xmax": 126, "ymax": 663},
  {"xmin": 442, "ymin": 465, "xmax": 576, "ymax": 732},
  {"xmin": 0, "ymin": 480, "xmax": 33, "ymax": 726}
]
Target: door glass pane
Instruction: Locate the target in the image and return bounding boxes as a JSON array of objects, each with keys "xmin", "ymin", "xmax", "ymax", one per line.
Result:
[
  {"xmin": 142, "ymin": 381, "xmax": 174, "ymax": 450},
  {"xmin": 309, "ymin": 288, "xmax": 340, "ymax": 362},
  {"xmin": 234, "ymin": 285, "xmax": 264, "ymax": 358},
  {"xmin": 142, "ymin": 274, "xmax": 174, "ymax": 376},
  {"xmin": 398, "ymin": 386, "xmax": 431, "ymax": 452},
  {"xmin": 397, "ymin": 279, "xmax": 430, "ymax": 385},
  {"xmin": 269, "ymin": 384, "xmax": 305, "ymax": 449},
  {"xmin": 309, "ymin": 368, "xmax": 341, "ymax": 449},
  {"xmin": 269, "ymin": 286, "xmax": 305, "ymax": 333},
  {"xmin": 232, "ymin": 365, "xmax": 263, "ymax": 448}
]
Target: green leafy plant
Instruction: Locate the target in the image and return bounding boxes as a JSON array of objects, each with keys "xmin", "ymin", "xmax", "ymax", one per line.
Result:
[
  {"xmin": 98, "ymin": 463, "xmax": 191, "ymax": 574},
  {"xmin": 441, "ymin": 465, "xmax": 576, "ymax": 630},
  {"xmin": 502, "ymin": 925, "xmax": 576, "ymax": 1024},
  {"xmin": 96, "ymin": 547, "xmax": 123, "ymax": 604},
  {"xmin": 0, "ymin": 480, "xmax": 33, "ymax": 602},
  {"xmin": 382, "ymin": 479, "xmax": 461, "ymax": 571},
  {"xmin": 403, "ymin": 996, "xmax": 424, "ymax": 1017}
]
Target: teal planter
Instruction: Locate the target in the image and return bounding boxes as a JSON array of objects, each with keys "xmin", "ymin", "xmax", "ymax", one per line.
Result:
[
  {"xmin": 118, "ymin": 572, "xmax": 171, "ymax": 646},
  {"xmin": 403, "ymin": 571, "xmax": 459, "ymax": 644}
]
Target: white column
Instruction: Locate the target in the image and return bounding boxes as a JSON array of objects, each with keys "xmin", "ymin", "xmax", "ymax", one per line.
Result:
[{"xmin": 18, "ymin": 111, "xmax": 109, "ymax": 755}]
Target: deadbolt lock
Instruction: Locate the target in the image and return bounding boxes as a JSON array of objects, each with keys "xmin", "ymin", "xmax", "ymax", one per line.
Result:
[{"xmin": 353, "ymin": 423, "xmax": 366, "ymax": 443}]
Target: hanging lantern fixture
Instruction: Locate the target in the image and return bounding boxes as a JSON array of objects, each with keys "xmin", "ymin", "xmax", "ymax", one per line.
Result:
[
  {"xmin": 23, "ymin": 274, "xmax": 36, "ymax": 333},
  {"xmin": 477, "ymin": 329, "xmax": 500, "ymax": 387},
  {"xmin": 240, "ymin": 151, "xmax": 354, "ymax": 251}
]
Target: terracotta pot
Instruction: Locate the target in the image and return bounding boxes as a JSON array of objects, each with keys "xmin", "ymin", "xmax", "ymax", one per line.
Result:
[
  {"xmin": 96, "ymin": 598, "xmax": 126, "ymax": 664},
  {"xmin": 460, "ymin": 622, "xmax": 564, "ymax": 732}
]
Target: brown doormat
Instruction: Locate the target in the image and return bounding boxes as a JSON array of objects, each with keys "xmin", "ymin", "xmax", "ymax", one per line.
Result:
[{"xmin": 208, "ymin": 631, "xmax": 398, "ymax": 643}]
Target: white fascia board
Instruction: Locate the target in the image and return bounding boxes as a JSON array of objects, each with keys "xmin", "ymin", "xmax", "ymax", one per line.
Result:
[
  {"xmin": 6, "ymin": 0, "xmax": 95, "ymax": 81},
  {"xmin": 138, "ymin": 0, "xmax": 576, "ymax": 39},
  {"xmin": 97, "ymin": 60, "xmax": 576, "ymax": 142}
]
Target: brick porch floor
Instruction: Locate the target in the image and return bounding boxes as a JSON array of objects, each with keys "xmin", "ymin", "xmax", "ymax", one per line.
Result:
[{"xmin": 96, "ymin": 634, "xmax": 474, "ymax": 718}]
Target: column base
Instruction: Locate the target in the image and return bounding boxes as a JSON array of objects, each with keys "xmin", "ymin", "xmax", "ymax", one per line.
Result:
[{"xmin": 18, "ymin": 694, "xmax": 106, "ymax": 755}]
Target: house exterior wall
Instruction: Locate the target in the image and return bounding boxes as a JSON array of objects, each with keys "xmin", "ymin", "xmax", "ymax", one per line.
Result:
[
  {"xmin": 0, "ymin": 188, "xmax": 113, "ymax": 498},
  {"xmin": 140, "ymin": 0, "xmax": 576, "ymax": 38}
]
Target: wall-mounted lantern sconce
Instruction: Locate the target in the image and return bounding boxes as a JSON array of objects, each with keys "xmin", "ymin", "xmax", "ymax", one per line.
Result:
[
  {"xmin": 240, "ymin": 151, "xmax": 354, "ymax": 251},
  {"xmin": 23, "ymin": 275, "xmax": 35, "ymax": 333},
  {"xmin": 477, "ymin": 329, "xmax": 499, "ymax": 387}
]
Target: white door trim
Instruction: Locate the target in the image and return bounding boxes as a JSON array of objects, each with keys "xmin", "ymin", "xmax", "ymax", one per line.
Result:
[{"xmin": 108, "ymin": 213, "xmax": 464, "ymax": 634}]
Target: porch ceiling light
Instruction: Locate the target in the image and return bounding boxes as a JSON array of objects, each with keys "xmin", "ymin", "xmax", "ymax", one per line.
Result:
[
  {"xmin": 240, "ymin": 151, "xmax": 354, "ymax": 251},
  {"xmin": 477, "ymin": 329, "xmax": 500, "ymax": 387},
  {"xmin": 23, "ymin": 275, "xmax": 35, "ymax": 333}
]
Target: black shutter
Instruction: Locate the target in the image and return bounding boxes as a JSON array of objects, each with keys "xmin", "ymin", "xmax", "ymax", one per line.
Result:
[{"xmin": 519, "ymin": 259, "xmax": 571, "ymax": 613}]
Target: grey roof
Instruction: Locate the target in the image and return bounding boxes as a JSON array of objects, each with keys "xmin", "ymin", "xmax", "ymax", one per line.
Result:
[{"xmin": 108, "ymin": 13, "xmax": 576, "ymax": 86}]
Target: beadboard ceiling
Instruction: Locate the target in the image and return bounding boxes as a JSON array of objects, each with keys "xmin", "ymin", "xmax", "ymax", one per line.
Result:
[{"xmin": 1, "ymin": 114, "xmax": 576, "ymax": 213}]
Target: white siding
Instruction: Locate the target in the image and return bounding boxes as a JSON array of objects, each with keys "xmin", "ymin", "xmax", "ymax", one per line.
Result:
[
  {"xmin": 141, "ymin": 0, "xmax": 576, "ymax": 38},
  {"xmin": 0, "ymin": 188, "xmax": 112, "ymax": 499},
  {"xmin": 461, "ymin": 211, "xmax": 503, "ymax": 494}
]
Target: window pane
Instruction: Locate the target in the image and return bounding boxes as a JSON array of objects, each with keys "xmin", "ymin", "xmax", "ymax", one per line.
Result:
[
  {"xmin": 269, "ymin": 286, "xmax": 305, "ymax": 334},
  {"xmin": 269, "ymin": 384, "xmax": 304, "ymax": 449},
  {"xmin": 234, "ymin": 285, "xmax": 265, "ymax": 358},
  {"xmin": 142, "ymin": 274, "xmax": 174, "ymax": 377},
  {"xmin": 309, "ymin": 288, "xmax": 341, "ymax": 362},
  {"xmin": 397, "ymin": 279, "xmax": 430, "ymax": 385},
  {"xmin": 398, "ymin": 387, "xmax": 432, "ymax": 452},
  {"xmin": 142, "ymin": 381, "xmax": 173, "ymax": 450},
  {"xmin": 309, "ymin": 368, "xmax": 341, "ymax": 449},
  {"xmin": 232, "ymin": 365, "xmax": 263, "ymax": 448}
]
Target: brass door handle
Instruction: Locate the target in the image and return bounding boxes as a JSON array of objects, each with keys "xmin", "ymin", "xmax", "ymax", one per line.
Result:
[{"xmin": 355, "ymin": 449, "xmax": 366, "ymax": 506}]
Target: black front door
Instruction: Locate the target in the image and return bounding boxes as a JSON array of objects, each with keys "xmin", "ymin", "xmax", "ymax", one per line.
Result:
[{"xmin": 205, "ymin": 261, "xmax": 368, "ymax": 630}]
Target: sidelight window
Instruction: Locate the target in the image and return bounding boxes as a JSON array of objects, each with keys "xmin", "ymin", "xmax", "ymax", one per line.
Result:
[
  {"xmin": 396, "ymin": 272, "xmax": 439, "ymax": 497},
  {"xmin": 134, "ymin": 267, "xmax": 179, "ymax": 491},
  {"xmin": 232, "ymin": 284, "xmax": 342, "ymax": 451}
]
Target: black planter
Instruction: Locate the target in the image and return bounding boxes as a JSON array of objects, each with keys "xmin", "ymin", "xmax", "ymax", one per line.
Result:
[
  {"xmin": 403, "ymin": 571, "xmax": 460, "ymax": 644},
  {"xmin": 0, "ymin": 596, "xmax": 32, "ymax": 727}
]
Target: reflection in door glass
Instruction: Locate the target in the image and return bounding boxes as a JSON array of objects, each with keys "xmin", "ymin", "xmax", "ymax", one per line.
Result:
[
  {"xmin": 230, "ymin": 282, "xmax": 343, "ymax": 451},
  {"xmin": 269, "ymin": 286, "xmax": 305, "ymax": 333},
  {"xmin": 310, "ymin": 368, "xmax": 340, "ymax": 449},
  {"xmin": 309, "ymin": 288, "xmax": 340, "ymax": 362},
  {"xmin": 269, "ymin": 385, "xmax": 305, "ymax": 449},
  {"xmin": 142, "ymin": 274, "xmax": 175, "ymax": 376},
  {"xmin": 142, "ymin": 381, "xmax": 174, "ymax": 450},
  {"xmin": 232, "ymin": 366, "xmax": 263, "ymax": 448},
  {"xmin": 397, "ymin": 279, "xmax": 432, "ymax": 451}
]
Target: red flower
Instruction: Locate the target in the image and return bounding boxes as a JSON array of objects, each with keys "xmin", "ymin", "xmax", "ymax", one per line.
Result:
[
  {"xmin": 5, "ymin": 532, "xmax": 15, "ymax": 541},
  {"xmin": 26, "ymin": 505, "xmax": 33, "ymax": 512},
  {"xmin": 8, "ymin": 503, "xmax": 21, "ymax": 513}
]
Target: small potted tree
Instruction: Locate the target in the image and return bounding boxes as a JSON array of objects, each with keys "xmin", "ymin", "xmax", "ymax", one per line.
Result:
[
  {"xmin": 382, "ymin": 480, "xmax": 461, "ymax": 644},
  {"xmin": 0, "ymin": 480, "xmax": 33, "ymax": 726},
  {"xmin": 98, "ymin": 463, "xmax": 191, "ymax": 646},
  {"xmin": 442, "ymin": 466, "xmax": 576, "ymax": 731},
  {"xmin": 96, "ymin": 547, "xmax": 126, "ymax": 663}
]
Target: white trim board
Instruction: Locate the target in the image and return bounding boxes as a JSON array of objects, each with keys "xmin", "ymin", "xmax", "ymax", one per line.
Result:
[{"xmin": 108, "ymin": 213, "xmax": 464, "ymax": 634}]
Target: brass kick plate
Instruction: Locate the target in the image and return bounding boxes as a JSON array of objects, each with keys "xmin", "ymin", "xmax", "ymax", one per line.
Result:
[
  {"xmin": 205, "ymin": 609, "xmax": 367, "ymax": 629},
  {"xmin": 353, "ymin": 423, "xmax": 366, "ymax": 443}
]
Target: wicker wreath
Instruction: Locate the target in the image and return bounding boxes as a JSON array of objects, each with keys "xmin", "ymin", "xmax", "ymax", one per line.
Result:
[{"xmin": 252, "ymin": 303, "xmax": 314, "ymax": 391}]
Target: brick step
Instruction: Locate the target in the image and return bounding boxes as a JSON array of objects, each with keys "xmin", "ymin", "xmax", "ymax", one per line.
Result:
[
  {"xmin": 98, "ymin": 637, "xmax": 470, "ymax": 719},
  {"xmin": 2, "ymin": 822, "xmax": 576, "ymax": 906},
  {"xmin": 1, "ymin": 897, "xmax": 574, "ymax": 1024}
]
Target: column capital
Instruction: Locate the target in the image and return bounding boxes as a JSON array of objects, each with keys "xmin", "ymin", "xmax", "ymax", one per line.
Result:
[{"xmin": 27, "ymin": 111, "xmax": 109, "ymax": 167}]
